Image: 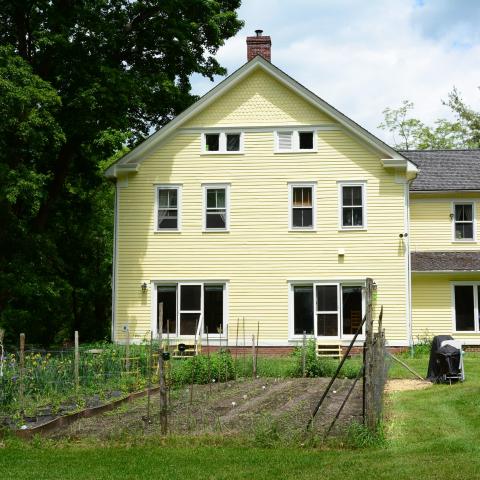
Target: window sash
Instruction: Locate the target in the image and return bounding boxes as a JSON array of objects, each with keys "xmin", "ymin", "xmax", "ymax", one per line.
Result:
[
  {"xmin": 204, "ymin": 186, "xmax": 229, "ymax": 230},
  {"xmin": 454, "ymin": 203, "xmax": 474, "ymax": 240},
  {"xmin": 340, "ymin": 184, "xmax": 365, "ymax": 228},
  {"xmin": 156, "ymin": 186, "xmax": 180, "ymax": 230},
  {"xmin": 290, "ymin": 184, "xmax": 315, "ymax": 229}
]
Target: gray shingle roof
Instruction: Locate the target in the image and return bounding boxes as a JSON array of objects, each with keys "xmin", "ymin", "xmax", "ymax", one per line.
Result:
[
  {"xmin": 411, "ymin": 251, "xmax": 480, "ymax": 272},
  {"xmin": 400, "ymin": 150, "xmax": 480, "ymax": 191}
]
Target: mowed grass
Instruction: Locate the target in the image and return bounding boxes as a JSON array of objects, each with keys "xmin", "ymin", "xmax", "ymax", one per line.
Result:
[{"xmin": 1, "ymin": 353, "xmax": 480, "ymax": 480}]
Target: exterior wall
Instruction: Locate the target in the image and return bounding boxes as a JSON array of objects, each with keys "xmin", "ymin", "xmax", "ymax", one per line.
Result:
[
  {"xmin": 114, "ymin": 69, "xmax": 409, "ymax": 345},
  {"xmin": 411, "ymin": 273, "xmax": 480, "ymax": 343},
  {"xmin": 410, "ymin": 192, "xmax": 480, "ymax": 251}
]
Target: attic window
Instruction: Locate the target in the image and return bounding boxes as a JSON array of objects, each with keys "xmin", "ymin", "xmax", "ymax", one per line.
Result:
[
  {"xmin": 202, "ymin": 132, "xmax": 243, "ymax": 153},
  {"xmin": 275, "ymin": 130, "xmax": 316, "ymax": 152}
]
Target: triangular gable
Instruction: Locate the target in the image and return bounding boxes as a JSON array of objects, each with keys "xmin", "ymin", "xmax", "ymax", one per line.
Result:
[{"xmin": 105, "ymin": 56, "xmax": 417, "ymax": 178}]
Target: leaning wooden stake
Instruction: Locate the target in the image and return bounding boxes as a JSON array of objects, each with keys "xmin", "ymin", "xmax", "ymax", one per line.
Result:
[
  {"xmin": 158, "ymin": 302, "xmax": 167, "ymax": 434},
  {"xmin": 19, "ymin": 333, "xmax": 25, "ymax": 414},
  {"xmin": 74, "ymin": 331, "xmax": 80, "ymax": 391},
  {"xmin": 387, "ymin": 352, "xmax": 425, "ymax": 381}
]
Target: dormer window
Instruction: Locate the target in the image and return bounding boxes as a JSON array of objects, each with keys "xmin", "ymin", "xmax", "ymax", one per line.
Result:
[
  {"xmin": 275, "ymin": 129, "xmax": 316, "ymax": 152},
  {"xmin": 202, "ymin": 132, "xmax": 243, "ymax": 153}
]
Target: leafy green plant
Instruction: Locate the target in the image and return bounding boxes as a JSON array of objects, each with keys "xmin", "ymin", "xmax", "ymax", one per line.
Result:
[{"xmin": 345, "ymin": 420, "xmax": 386, "ymax": 448}]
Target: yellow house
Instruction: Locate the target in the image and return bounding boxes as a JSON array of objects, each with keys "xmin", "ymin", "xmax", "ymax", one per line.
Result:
[{"xmin": 108, "ymin": 32, "xmax": 480, "ymax": 351}]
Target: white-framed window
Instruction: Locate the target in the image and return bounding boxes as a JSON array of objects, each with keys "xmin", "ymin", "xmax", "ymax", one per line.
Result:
[
  {"xmin": 452, "ymin": 202, "xmax": 475, "ymax": 241},
  {"xmin": 452, "ymin": 282, "xmax": 480, "ymax": 333},
  {"xmin": 202, "ymin": 132, "xmax": 244, "ymax": 154},
  {"xmin": 274, "ymin": 129, "xmax": 316, "ymax": 153},
  {"xmin": 338, "ymin": 181, "xmax": 367, "ymax": 230},
  {"xmin": 288, "ymin": 182, "xmax": 316, "ymax": 230},
  {"xmin": 155, "ymin": 184, "xmax": 182, "ymax": 231},
  {"xmin": 154, "ymin": 282, "xmax": 227, "ymax": 337},
  {"xmin": 289, "ymin": 281, "xmax": 365, "ymax": 339},
  {"xmin": 203, "ymin": 183, "xmax": 230, "ymax": 231}
]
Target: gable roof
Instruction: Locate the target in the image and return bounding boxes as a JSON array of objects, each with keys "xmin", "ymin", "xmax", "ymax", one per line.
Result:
[
  {"xmin": 402, "ymin": 150, "xmax": 480, "ymax": 192},
  {"xmin": 106, "ymin": 56, "xmax": 417, "ymax": 178}
]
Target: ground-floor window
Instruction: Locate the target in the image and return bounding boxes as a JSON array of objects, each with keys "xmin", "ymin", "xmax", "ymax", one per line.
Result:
[
  {"xmin": 157, "ymin": 283, "xmax": 226, "ymax": 336},
  {"xmin": 453, "ymin": 283, "xmax": 480, "ymax": 332},
  {"xmin": 292, "ymin": 282, "xmax": 364, "ymax": 338}
]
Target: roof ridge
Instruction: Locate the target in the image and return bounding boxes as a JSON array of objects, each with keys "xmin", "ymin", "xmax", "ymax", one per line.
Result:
[{"xmin": 401, "ymin": 148, "xmax": 480, "ymax": 152}]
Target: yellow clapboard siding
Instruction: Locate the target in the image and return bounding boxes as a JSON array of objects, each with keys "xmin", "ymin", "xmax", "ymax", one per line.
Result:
[
  {"xmin": 410, "ymin": 193, "xmax": 480, "ymax": 251},
  {"xmin": 412, "ymin": 273, "xmax": 480, "ymax": 341}
]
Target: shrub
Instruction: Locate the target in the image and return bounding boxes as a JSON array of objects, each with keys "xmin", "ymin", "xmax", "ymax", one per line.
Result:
[{"xmin": 291, "ymin": 340, "xmax": 361, "ymax": 379}]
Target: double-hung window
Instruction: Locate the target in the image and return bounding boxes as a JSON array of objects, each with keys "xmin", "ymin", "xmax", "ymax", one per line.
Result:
[
  {"xmin": 453, "ymin": 202, "xmax": 475, "ymax": 241},
  {"xmin": 339, "ymin": 182, "xmax": 366, "ymax": 229},
  {"xmin": 453, "ymin": 283, "xmax": 480, "ymax": 332},
  {"xmin": 156, "ymin": 283, "xmax": 226, "ymax": 336},
  {"xmin": 156, "ymin": 185, "xmax": 181, "ymax": 231},
  {"xmin": 289, "ymin": 183, "xmax": 316, "ymax": 230},
  {"xmin": 203, "ymin": 184, "xmax": 230, "ymax": 231},
  {"xmin": 291, "ymin": 283, "xmax": 364, "ymax": 338}
]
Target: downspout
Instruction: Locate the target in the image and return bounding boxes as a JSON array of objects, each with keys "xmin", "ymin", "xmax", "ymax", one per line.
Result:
[{"xmin": 404, "ymin": 178, "xmax": 414, "ymax": 350}]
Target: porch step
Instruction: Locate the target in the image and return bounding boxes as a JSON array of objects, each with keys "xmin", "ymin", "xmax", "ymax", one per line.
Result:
[{"xmin": 316, "ymin": 343, "xmax": 342, "ymax": 359}]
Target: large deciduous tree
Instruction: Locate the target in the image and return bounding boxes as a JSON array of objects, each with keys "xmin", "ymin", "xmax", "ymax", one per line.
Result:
[{"xmin": 0, "ymin": 1, "xmax": 243, "ymax": 345}]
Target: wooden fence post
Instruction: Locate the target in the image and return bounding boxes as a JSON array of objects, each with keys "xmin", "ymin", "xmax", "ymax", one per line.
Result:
[
  {"xmin": 364, "ymin": 278, "xmax": 375, "ymax": 430},
  {"xmin": 19, "ymin": 333, "xmax": 25, "ymax": 414},
  {"xmin": 252, "ymin": 334, "xmax": 256, "ymax": 378},
  {"xmin": 74, "ymin": 331, "xmax": 79, "ymax": 391},
  {"xmin": 302, "ymin": 331, "xmax": 307, "ymax": 378},
  {"xmin": 125, "ymin": 327, "xmax": 130, "ymax": 373},
  {"xmin": 158, "ymin": 302, "xmax": 167, "ymax": 435}
]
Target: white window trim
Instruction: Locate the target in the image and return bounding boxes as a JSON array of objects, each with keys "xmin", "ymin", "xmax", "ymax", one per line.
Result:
[
  {"xmin": 288, "ymin": 280, "xmax": 366, "ymax": 341},
  {"xmin": 154, "ymin": 184, "xmax": 182, "ymax": 232},
  {"xmin": 451, "ymin": 282, "xmax": 480, "ymax": 333},
  {"xmin": 337, "ymin": 181, "xmax": 368, "ymax": 231},
  {"xmin": 451, "ymin": 201, "xmax": 476, "ymax": 243},
  {"xmin": 274, "ymin": 129, "xmax": 317, "ymax": 153},
  {"xmin": 151, "ymin": 280, "xmax": 229, "ymax": 339},
  {"xmin": 288, "ymin": 182, "xmax": 317, "ymax": 231},
  {"xmin": 202, "ymin": 183, "xmax": 231, "ymax": 232},
  {"xmin": 201, "ymin": 132, "xmax": 244, "ymax": 154}
]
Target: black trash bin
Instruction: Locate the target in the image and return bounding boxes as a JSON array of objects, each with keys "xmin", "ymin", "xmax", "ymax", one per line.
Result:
[{"xmin": 427, "ymin": 335, "xmax": 462, "ymax": 383}]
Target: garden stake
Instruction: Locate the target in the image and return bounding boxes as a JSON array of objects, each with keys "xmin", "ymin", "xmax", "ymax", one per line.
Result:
[
  {"xmin": 19, "ymin": 333, "xmax": 25, "ymax": 414},
  {"xmin": 206, "ymin": 327, "xmax": 212, "ymax": 394},
  {"xmin": 242, "ymin": 316, "xmax": 246, "ymax": 378},
  {"xmin": 158, "ymin": 302, "xmax": 167, "ymax": 435},
  {"xmin": 256, "ymin": 322, "xmax": 260, "ymax": 375},
  {"xmin": 252, "ymin": 334, "xmax": 256, "ymax": 378},
  {"xmin": 234, "ymin": 319, "xmax": 239, "ymax": 380},
  {"xmin": 146, "ymin": 331, "xmax": 153, "ymax": 424},
  {"xmin": 302, "ymin": 331, "xmax": 307, "ymax": 378},
  {"xmin": 224, "ymin": 323, "xmax": 229, "ymax": 385},
  {"xmin": 74, "ymin": 331, "xmax": 79, "ymax": 392}
]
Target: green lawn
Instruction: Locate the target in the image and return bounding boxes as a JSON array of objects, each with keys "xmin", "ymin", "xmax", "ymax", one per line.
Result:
[{"xmin": 1, "ymin": 353, "xmax": 479, "ymax": 480}]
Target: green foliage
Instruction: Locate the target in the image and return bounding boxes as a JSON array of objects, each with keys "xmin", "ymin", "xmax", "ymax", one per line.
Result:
[
  {"xmin": 291, "ymin": 340, "xmax": 361, "ymax": 379},
  {"xmin": 0, "ymin": 2, "xmax": 243, "ymax": 345},
  {"xmin": 379, "ymin": 93, "xmax": 480, "ymax": 150}
]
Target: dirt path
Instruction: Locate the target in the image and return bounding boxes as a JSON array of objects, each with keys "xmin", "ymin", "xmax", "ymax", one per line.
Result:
[
  {"xmin": 55, "ymin": 377, "xmax": 363, "ymax": 441},
  {"xmin": 385, "ymin": 379, "xmax": 432, "ymax": 393}
]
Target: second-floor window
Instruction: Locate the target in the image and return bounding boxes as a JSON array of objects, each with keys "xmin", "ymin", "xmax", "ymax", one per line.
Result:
[
  {"xmin": 156, "ymin": 185, "xmax": 181, "ymax": 231},
  {"xmin": 275, "ymin": 130, "xmax": 316, "ymax": 152},
  {"xmin": 339, "ymin": 182, "xmax": 366, "ymax": 229},
  {"xmin": 454, "ymin": 203, "xmax": 475, "ymax": 241},
  {"xmin": 290, "ymin": 183, "xmax": 316, "ymax": 230},
  {"xmin": 203, "ymin": 184, "xmax": 230, "ymax": 231}
]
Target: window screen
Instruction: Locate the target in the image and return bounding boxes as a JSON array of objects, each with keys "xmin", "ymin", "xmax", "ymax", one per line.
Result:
[
  {"xmin": 455, "ymin": 285, "xmax": 475, "ymax": 331},
  {"xmin": 158, "ymin": 285, "xmax": 177, "ymax": 334},
  {"xmin": 293, "ymin": 286, "xmax": 314, "ymax": 335},
  {"xmin": 204, "ymin": 285, "xmax": 224, "ymax": 334},
  {"xmin": 205, "ymin": 134, "xmax": 220, "ymax": 151},
  {"xmin": 226, "ymin": 134, "xmax": 240, "ymax": 151}
]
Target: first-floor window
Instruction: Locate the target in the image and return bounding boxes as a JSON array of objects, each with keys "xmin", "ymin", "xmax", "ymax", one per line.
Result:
[
  {"xmin": 157, "ymin": 283, "xmax": 225, "ymax": 336},
  {"xmin": 292, "ymin": 283, "xmax": 364, "ymax": 337},
  {"xmin": 454, "ymin": 284, "xmax": 479, "ymax": 332}
]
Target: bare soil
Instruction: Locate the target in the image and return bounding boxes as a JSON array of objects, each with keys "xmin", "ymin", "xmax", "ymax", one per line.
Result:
[{"xmin": 54, "ymin": 377, "xmax": 363, "ymax": 441}]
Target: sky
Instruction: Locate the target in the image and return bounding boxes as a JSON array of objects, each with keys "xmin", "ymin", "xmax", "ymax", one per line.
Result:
[{"xmin": 190, "ymin": 0, "xmax": 480, "ymax": 143}]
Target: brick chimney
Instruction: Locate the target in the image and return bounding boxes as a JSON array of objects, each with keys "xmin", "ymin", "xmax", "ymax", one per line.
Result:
[{"xmin": 246, "ymin": 30, "xmax": 271, "ymax": 62}]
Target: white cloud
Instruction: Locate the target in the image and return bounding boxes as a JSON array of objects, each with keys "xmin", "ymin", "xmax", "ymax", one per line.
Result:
[{"xmin": 191, "ymin": 0, "xmax": 480, "ymax": 144}]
